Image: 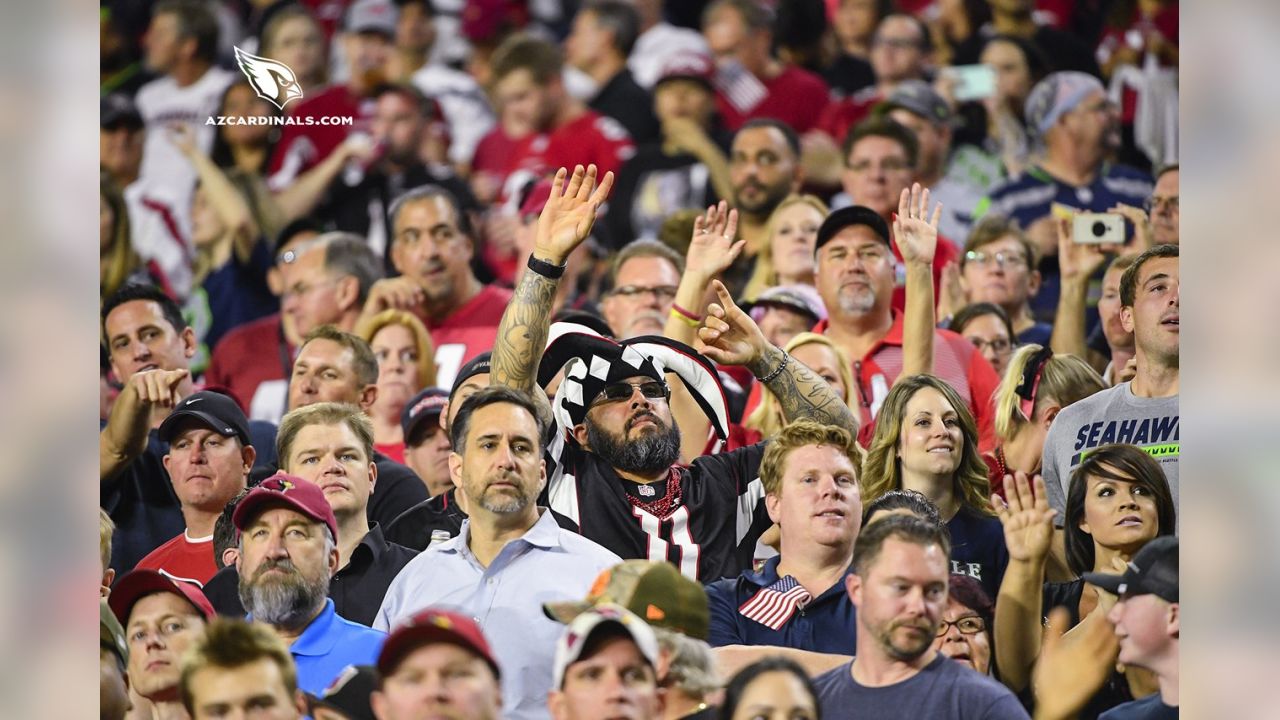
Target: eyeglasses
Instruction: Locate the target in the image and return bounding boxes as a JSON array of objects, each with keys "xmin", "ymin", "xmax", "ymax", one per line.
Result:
[
  {"xmin": 592, "ymin": 380, "xmax": 670, "ymax": 406},
  {"xmin": 1144, "ymin": 195, "xmax": 1179, "ymax": 213},
  {"xmin": 964, "ymin": 250, "xmax": 1027, "ymax": 269},
  {"xmin": 935, "ymin": 615, "xmax": 986, "ymax": 637},
  {"xmin": 967, "ymin": 336, "xmax": 1012, "ymax": 355},
  {"xmin": 609, "ymin": 285, "xmax": 679, "ymax": 302}
]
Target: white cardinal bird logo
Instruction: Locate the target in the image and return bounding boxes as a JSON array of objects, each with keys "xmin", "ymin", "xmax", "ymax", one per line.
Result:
[{"xmin": 234, "ymin": 46, "xmax": 304, "ymax": 110}]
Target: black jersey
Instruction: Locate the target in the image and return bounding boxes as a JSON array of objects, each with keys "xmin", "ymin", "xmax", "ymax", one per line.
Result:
[{"xmin": 545, "ymin": 432, "xmax": 771, "ymax": 582}]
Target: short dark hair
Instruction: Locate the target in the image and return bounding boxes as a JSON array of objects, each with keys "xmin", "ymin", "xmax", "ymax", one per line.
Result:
[
  {"xmin": 213, "ymin": 490, "xmax": 248, "ymax": 570},
  {"xmin": 874, "ymin": 13, "xmax": 933, "ymax": 53},
  {"xmin": 318, "ymin": 233, "xmax": 383, "ymax": 306},
  {"xmin": 704, "ymin": 0, "xmax": 775, "ymax": 33},
  {"xmin": 862, "ymin": 489, "xmax": 945, "ymax": 529},
  {"xmin": 736, "ymin": 118, "xmax": 801, "ymax": 159},
  {"xmin": 1064, "ymin": 444, "xmax": 1177, "ymax": 577},
  {"xmin": 449, "ymin": 386, "xmax": 551, "ymax": 456},
  {"xmin": 274, "ymin": 217, "xmax": 324, "ymax": 253},
  {"xmin": 102, "ymin": 283, "xmax": 188, "ymax": 345},
  {"xmin": 1119, "ymin": 243, "xmax": 1178, "ymax": 308},
  {"xmin": 300, "ymin": 325, "xmax": 380, "ymax": 388},
  {"xmin": 389, "ymin": 184, "xmax": 474, "ymax": 239},
  {"xmin": 584, "ymin": 1, "xmax": 642, "ymax": 56},
  {"xmin": 844, "ymin": 116, "xmax": 919, "ymax": 169},
  {"xmin": 154, "ymin": 0, "xmax": 220, "ymax": 64},
  {"xmin": 372, "ymin": 82, "xmax": 437, "ymax": 119},
  {"xmin": 720, "ymin": 657, "xmax": 818, "ymax": 720},
  {"xmin": 852, "ymin": 513, "xmax": 951, "ymax": 574},
  {"xmin": 491, "ymin": 33, "xmax": 563, "ymax": 85},
  {"xmin": 951, "ymin": 302, "xmax": 1015, "ymax": 343}
]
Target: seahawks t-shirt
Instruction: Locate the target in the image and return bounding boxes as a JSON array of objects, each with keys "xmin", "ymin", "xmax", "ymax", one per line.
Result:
[{"xmin": 1042, "ymin": 383, "xmax": 1179, "ymax": 527}]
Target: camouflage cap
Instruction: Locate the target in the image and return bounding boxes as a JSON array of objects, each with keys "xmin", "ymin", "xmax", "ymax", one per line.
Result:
[{"xmin": 542, "ymin": 560, "xmax": 710, "ymax": 640}]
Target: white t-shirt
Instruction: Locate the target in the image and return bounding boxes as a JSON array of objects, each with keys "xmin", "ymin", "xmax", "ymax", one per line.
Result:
[
  {"xmin": 124, "ymin": 179, "xmax": 194, "ymax": 299},
  {"xmin": 410, "ymin": 63, "xmax": 496, "ymax": 166}
]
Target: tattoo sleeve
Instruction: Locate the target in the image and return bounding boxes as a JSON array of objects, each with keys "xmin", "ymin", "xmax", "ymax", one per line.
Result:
[
  {"xmin": 751, "ymin": 345, "xmax": 860, "ymax": 435},
  {"xmin": 490, "ymin": 267, "xmax": 560, "ymax": 393}
]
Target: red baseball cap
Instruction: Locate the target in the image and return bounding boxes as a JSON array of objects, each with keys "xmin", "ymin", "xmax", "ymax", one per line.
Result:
[
  {"xmin": 378, "ymin": 608, "xmax": 501, "ymax": 679},
  {"xmin": 109, "ymin": 569, "xmax": 216, "ymax": 625},
  {"xmin": 232, "ymin": 472, "xmax": 339, "ymax": 542}
]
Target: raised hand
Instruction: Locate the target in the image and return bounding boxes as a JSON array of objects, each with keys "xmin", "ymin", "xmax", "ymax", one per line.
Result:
[
  {"xmin": 165, "ymin": 124, "xmax": 199, "ymax": 158},
  {"xmin": 533, "ymin": 164, "xmax": 615, "ymax": 266},
  {"xmin": 894, "ymin": 182, "xmax": 943, "ymax": 267},
  {"xmin": 127, "ymin": 368, "xmax": 189, "ymax": 410},
  {"xmin": 687, "ymin": 201, "xmax": 745, "ymax": 278},
  {"xmin": 1056, "ymin": 216, "xmax": 1110, "ymax": 284},
  {"xmin": 993, "ymin": 472, "xmax": 1058, "ymax": 563},
  {"xmin": 1031, "ymin": 607, "xmax": 1116, "ymax": 720},
  {"xmin": 697, "ymin": 280, "xmax": 769, "ymax": 368},
  {"xmin": 1108, "ymin": 203, "xmax": 1153, "ymax": 253}
]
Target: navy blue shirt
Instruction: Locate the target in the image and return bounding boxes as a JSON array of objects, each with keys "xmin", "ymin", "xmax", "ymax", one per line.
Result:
[
  {"xmin": 705, "ymin": 555, "xmax": 857, "ymax": 654},
  {"xmin": 185, "ymin": 239, "xmax": 278, "ymax": 371},
  {"xmin": 1017, "ymin": 322, "xmax": 1053, "ymax": 348},
  {"xmin": 1099, "ymin": 694, "xmax": 1178, "ymax": 720},
  {"xmin": 948, "ymin": 507, "xmax": 1009, "ymax": 601}
]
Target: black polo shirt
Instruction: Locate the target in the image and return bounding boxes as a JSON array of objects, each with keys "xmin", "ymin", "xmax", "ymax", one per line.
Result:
[
  {"xmin": 382, "ymin": 488, "xmax": 468, "ymax": 552},
  {"xmin": 203, "ymin": 523, "xmax": 418, "ymax": 627}
]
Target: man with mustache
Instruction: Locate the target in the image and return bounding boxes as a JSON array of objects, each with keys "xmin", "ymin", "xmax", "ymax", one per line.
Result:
[
  {"xmin": 375, "ymin": 385, "xmax": 621, "ymax": 720},
  {"xmin": 811, "ymin": 514, "xmax": 1028, "ymax": 718},
  {"xmin": 233, "ymin": 472, "xmax": 385, "ymax": 695},
  {"xmin": 109, "ymin": 569, "xmax": 216, "ymax": 720},
  {"xmin": 490, "ymin": 165, "xmax": 860, "ymax": 582},
  {"xmin": 727, "ymin": 119, "xmax": 803, "ymax": 265}
]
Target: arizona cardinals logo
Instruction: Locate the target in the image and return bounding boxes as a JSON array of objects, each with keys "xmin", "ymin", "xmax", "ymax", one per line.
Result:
[{"xmin": 234, "ymin": 46, "xmax": 304, "ymax": 110}]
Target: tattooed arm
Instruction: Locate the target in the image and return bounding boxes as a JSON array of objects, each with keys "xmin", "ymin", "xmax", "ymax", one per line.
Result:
[
  {"xmin": 699, "ymin": 280, "xmax": 859, "ymax": 437},
  {"xmin": 490, "ymin": 165, "xmax": 615, "ymax": 392}
]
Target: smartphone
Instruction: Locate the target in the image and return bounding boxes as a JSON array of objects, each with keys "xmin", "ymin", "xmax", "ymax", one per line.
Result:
[
  {"xmin": 946, "ymin": 64, "xmax": 997, "ymax": 102},
  {"xmin": 1073, "ymin": 212, "xmax": 1125, "ymax": 244}
]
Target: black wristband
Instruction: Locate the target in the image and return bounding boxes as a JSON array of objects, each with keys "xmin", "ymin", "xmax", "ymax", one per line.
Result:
[{"xmin": 527, "ymin": 254, "xmax": 566, "ymax": 279}]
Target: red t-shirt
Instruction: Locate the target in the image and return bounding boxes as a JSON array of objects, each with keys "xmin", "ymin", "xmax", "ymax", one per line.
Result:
[
  {"xmin": 498, "ymin": 111, "xmax": 636, "ymax": 199},
  {"xmin": 135, "ymin": 532, "xmax": 218, "ymax": 585},
  {"xmin": 425, "ymin": 284, "xmax": 513, "ymax": 389},
  {"xmin": 375, "ymin": 441, "xmax": 406, "ymax": 465},
  {"xmin": 715, "ymin": 65, "xmax": 831, "ymax": 134},
  {"xmin": 205, "ymin": 313, "xmax": 292, "ymax": 422},
  {"xmin": 813, "ymin": 86, "xmax": 882, "ymax": 145},
  {"xmin": 889, "ymin": 230, "xmax": 959, "ymax": 316},
  {"xmin": 268, "ymin": 85, "xmax": 373, "ymax": 183},
  {"xmin": 815, "ymin": 312, "xmax": 1000, "ymax": 453}
]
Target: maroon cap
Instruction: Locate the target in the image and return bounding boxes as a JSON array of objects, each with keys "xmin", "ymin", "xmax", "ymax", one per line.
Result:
[
  {"xmin": 379, "ymin": 608, "xmax": 501, "ymax": 678},
  {"xmin": 655, "ymin": 52, "xmax": 715, "ymax": 91},
  {"xmin": 519, "ymin": 179, "xmax": 556, "ymax": 220},
  {"xmin": 109, "ymin": 569, "xmax": 216, "ymax": 625},
  {"xmin": 232, "ymin": 472, "xmax": 339, "ymax": 542}
]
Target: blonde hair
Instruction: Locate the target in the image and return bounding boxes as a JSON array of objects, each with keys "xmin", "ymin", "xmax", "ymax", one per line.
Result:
[
  {"xmin": 861, "ymin": 375, "xmax": 994, "ymax": 515},
  {"xmin": 355, "ymin": 309, "xmax": 438, "ymax": 389},
  {"xmin": 99, "ymin": 508, "xmax": 115, "ymax": 571},
  {"xmin": 100, "ymin": 173, "xmax": 141, "ymax": 299},
  {"xmin": 742, "ymin": 194, "xmax": 829, "ymax": 301},
  {"xmin": 180, "ymin": 618, "xmax": 297, "ymax": 714},
  {"xmin": 993, "ymin": 345, "xmax": 1106, "ymax": 442},
  {"xmin": 276, "ymin": 402, "xmax": 375, "ymax": 470},
  {"xmin": 759, "ymin": 421, "xmax": 862, "ymax": 496},
  {"xmin": 745, "ymin": 333, "xmax": 854, "ymax": 440}
]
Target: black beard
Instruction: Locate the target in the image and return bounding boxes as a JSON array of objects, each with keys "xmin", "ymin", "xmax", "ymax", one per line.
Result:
[{"xmin": 586, "ymin": 414, "xmax": 682, "ymax": 476}]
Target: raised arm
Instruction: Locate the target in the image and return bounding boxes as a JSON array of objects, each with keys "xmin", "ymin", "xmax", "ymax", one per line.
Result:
[
  {"xmin": 895, "ymin": 182, "xmax": 941, "ymax": 378},
  {"xmin": 100, "ymin": 369, "xmax": 188, "ymax": 483},
  {"xmin": 169, "ymin": 125, "xmax": 259, "ymax": 262},
  {"xmin": 698, "ymin": 281, "xmax": 859, "ymax": 435},
  {"xmin": 490, "ymin": 165, "xmax": 614, "ymax": 392},
  {"xmin": 992, "ymin": 471, "xmax": 1058, "ymax": 692},
  {"xmin": 273, "ymin": 134, "xmax": 375, "ymax": 223},
  {"xmin": 1048, "ymin": 217, "xmax": 1110, "ymax": 360}
]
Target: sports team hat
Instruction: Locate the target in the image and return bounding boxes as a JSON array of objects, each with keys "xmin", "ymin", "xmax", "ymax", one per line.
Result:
[
  {"xmin": 101, "ymin": 599, "xmax": 129, "ymax": 666},
  {"xmin": 1083, "ymin": 536, "xmax": 1178, "ymax": 603},
  {"xmin": 815, "ymin": 205, "xmax": 892, "ymax": 252},
  {"xmin": 449, "ymin": 353, "xmax": 492, "ymax": 399},
  {"xmin": 654, "ymin": 52, "xmax": 715, "ymax": 91},
  {"xmin": 101, "ymin": 94, "xmax": 144, "ymax": 130},
  {"xmin": 305, "ymin": 665, "xmax": 377, "ymax": 720},
  {"xmin": 543, "ymin": 560, "xmax": 711, "ymax": 640},
  {"xmin": 232, "ymin": 472, "xmax": 339, "ymax": 543},
  {"xmin": 109, "ymin": 569, "xmax": 216, "ymax": 624},
  {"xmin": 552, "ymin": 604, "xmax": 659, "ymax": 689},
  {"xmin": 345, "ymin": 0, "xmax": 398, "ymax": 35},
  {"xmin": 401, "ymin": 387, "xmax": 449, "ymax": 443},
  {"xmin": 1024, "ymin": 71, "xmax": 1106, "ymax": 138},
  {"xmin": 378, "ymin": 608, "xmax": 501, "ymax": 678},
  {"xmin": 878, "ymin": 79, "xmax": 954, "ymax": 125},
  {"xmin": 747, "ymin": 284, "xmax": 827, "ymax": 325},
  {"xmin": 158, "ymin": 390, "xmax": 252, "ymax": 447}
]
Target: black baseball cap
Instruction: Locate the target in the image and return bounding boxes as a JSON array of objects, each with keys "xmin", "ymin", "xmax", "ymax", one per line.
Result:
[
  {"xmin": 305, "ymin": 664, "xmax": 377, "ymax": 720},
  {"xmin": 449, "ymin": 353, "xmax": 492, "ymax": 399},
  {"xmin": 401, "ymin": 387, "xmax": 449, "ymax": 443},
  {"xmin": 1083, "ymin": 536, "xmax": 1178, "ymax": 603},
  {"xmin": 101, "ymin": 94, "xmax": 144, "ymax": 131},
  {"xmin": 815, "ymin": 205, "xmax": 891, "ymax": 252},
  {"xmin": 158, "ymin": 391, "xmax": 253, "ymax": 447}
]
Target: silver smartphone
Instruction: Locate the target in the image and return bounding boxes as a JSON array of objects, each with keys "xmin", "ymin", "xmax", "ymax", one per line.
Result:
[
  {"xmin": 945, "ymin": 64, "xmax": 997, "ymax": 102},
  {"xmin": 1073, "ymin": 213, "xmax": 1126, "ymax": 244}
]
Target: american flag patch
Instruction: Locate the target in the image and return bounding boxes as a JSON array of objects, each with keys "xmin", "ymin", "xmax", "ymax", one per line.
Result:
[{"xmin": 739, "ymin": 575, "xmax": 812, "ymax": 630}]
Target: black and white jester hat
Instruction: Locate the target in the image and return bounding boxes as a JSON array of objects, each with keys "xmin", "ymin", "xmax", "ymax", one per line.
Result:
[{"xmin": 536, "ymin": 322, "xmax": 730, "ymax": 440}]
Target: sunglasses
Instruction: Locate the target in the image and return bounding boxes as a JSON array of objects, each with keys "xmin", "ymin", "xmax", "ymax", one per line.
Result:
[{"xmin": 592, "ymin": 380, "xmax": 670, "ymax": 406}]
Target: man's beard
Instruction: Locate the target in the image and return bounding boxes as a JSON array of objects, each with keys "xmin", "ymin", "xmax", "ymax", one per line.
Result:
[
  {"xmin": 623, "ymin": 310, "xmax": 667, "ymax": 340},
  {"xmin": 239, "ymin": 558, "xmax": 329, "ymax": 630},
  {"xmin": 471, "ymin": 472, "xmax": 535, "ymax": 514},
  {"xmin": 837, "ymin": 283, "xmax": 877, "ymax": 315},
  {"xmin": 734, "ymin": 180, "xmax": 790, "ymax": 217},
  {"xmin": 874, "ymin": 617, "xmax": 937, "ymax": 662},
  {"xmin": 585, "ymin": 412, "xmax": 681, "ymax": 476}
]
